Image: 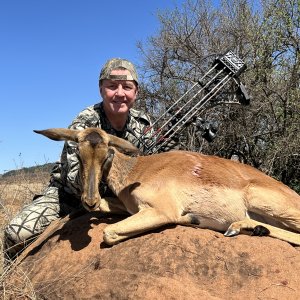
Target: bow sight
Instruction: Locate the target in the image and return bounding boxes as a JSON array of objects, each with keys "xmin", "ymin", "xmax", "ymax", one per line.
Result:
[{"xmin": 135, "ymin": 50, "xmax": 250, "ymax": 154}]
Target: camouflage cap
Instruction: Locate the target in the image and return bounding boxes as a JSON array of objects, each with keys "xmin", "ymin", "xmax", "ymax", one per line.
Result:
[{"xmin": 99, "ymin": 58, "xmax": 138, "ymax": 84}]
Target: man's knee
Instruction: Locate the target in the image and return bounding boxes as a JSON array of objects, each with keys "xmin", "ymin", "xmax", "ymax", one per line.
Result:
[
  {"xmin": 3, "ymin": 195, "xmax": 61, "ymax": 257},
  {"xmin": 3, "ymin": 222, "xmax": 27, "ymax": 260}
]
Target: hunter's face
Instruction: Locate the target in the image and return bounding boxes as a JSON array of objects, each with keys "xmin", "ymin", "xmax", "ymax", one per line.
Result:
[{"xmin": 100, "ymin": 69, "xmax": 138, "ymax": 116}]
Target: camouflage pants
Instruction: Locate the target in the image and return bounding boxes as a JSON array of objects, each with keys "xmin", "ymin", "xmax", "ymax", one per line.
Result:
[{"xmin": 3, "ymin": 186, "xmax": 82, "ymax": 261}]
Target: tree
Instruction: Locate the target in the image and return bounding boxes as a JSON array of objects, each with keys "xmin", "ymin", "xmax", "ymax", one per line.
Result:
[{"xmin": 136, "ymin": 0, "xmax": 300, "ymax": 191}]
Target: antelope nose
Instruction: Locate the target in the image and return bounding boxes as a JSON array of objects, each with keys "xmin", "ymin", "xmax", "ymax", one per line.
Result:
[{"xmin": 86, "ymin": 202, "xmax": 98, "ymax": 210}]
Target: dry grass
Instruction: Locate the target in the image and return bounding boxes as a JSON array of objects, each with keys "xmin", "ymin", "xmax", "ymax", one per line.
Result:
[{"xmin": 0, "ymin": 170, "xmax": 50, "ymax": 299}]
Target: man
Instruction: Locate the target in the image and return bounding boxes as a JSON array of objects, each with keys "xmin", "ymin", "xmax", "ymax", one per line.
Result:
[{"xmin": 4, "ymin": 58, "xmax": 155, "ymax": 260}]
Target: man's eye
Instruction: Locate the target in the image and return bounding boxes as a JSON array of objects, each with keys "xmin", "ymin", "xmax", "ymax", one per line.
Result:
[{"xmin": 124, "ymin": 85, "xmax": 133, "ymax": 90}]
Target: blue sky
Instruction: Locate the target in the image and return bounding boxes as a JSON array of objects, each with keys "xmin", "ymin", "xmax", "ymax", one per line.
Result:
[{"xmin": 1, "ymin": 0, "xmax": 195, "ymax": 173}]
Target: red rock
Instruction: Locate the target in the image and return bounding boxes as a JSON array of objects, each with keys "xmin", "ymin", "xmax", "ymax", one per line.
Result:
[{"xmin": 9, "ymin": 211, "xmax": 300, "ymax": 299}]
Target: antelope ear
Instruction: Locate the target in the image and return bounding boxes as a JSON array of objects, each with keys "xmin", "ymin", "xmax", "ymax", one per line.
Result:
[
  {"xmin": 108, "ymin": 134, "xmax": 140, "ymax": 155},
  {"xmin": 34, "ymin": 128, "xmax": 79, "ymax": 142}
]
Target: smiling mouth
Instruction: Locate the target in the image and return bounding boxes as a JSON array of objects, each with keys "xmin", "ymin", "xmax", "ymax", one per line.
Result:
[{"xmin": 113, "ymin": 101, "xmax": 127, "ymax": 105}]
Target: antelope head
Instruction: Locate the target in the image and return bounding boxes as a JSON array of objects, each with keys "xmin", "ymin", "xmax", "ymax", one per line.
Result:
[{"xmin": 34, "ymin": 128, "xmax": 139, "ymax": 211}]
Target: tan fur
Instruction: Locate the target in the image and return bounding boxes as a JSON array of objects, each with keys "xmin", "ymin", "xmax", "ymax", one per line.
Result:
[{"xmin": 35, "ymin": 128, "xmax": 300, "ymax": 246}]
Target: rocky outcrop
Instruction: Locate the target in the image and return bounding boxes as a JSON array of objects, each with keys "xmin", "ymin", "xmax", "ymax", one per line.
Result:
[{"xmin": 9, "ymin": 211, "xmax": 300, "ymax": 299}]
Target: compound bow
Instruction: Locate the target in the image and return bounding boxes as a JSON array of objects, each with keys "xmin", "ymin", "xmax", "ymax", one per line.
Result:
[{"xmin": 133, "ymin": 51, "xmax": 249, "ymax": 154}]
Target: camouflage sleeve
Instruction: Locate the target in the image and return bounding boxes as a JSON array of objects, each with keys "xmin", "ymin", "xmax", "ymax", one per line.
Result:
[
  {"xmin": 126, "ymin": 108, "xmax": 156, "ymax": 153},
  {"xmin": 49, "ymin": 106, "xmax": 101, "ymax": 197}
]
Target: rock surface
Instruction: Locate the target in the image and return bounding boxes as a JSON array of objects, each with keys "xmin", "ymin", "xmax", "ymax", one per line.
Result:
[{"xmin": 10, "ymin": 211, "xmax": 300, "ymax": 299}]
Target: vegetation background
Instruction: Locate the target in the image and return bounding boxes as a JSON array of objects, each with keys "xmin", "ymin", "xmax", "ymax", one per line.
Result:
[
  {"xmin": 1, "ymin": 0, "xmax": 299, "ymax": 298},
  {"xmin": 136, "ymin": 0, "xmax": 299, "ymax": 193}
]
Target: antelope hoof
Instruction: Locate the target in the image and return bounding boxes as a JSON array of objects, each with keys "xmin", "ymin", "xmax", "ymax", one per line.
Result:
[{"xmin": 224, "ymin": 227, "xmax": 240, "ymax": 237}]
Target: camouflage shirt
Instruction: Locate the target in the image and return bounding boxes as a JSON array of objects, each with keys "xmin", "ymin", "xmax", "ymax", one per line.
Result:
[{"xmin": 48, "ymin": 102, "xmax": 154, "ymax": 199}]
